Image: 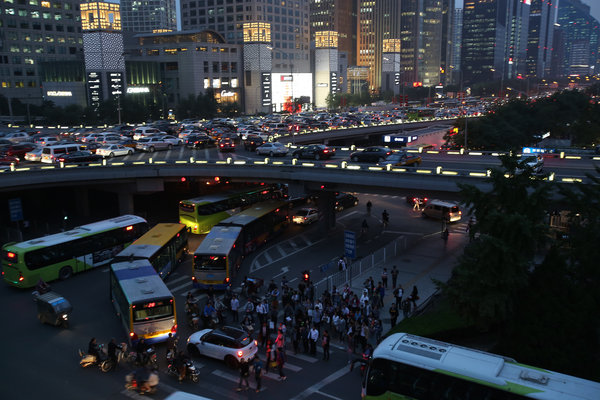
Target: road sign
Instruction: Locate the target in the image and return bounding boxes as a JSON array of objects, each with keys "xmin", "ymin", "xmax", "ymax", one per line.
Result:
[
  {"xmin": 8, "ymin": 198, "xmax": 23, "ymax": 222},
  {"xmin": 344, "ymin": 230, "xmax": 356, "ymax": 259}
]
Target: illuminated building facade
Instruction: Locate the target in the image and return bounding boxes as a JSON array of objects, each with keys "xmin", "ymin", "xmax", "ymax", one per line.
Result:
[
  {"xmin": 120, "ymin": 0, "xmax": 176, "ymax": 33},
  {"xmin": 314, "ymin": 31, "xmax": 340, "ymax": 107},
  {"xmin": 180, "ymin": 0, "xmax": 310, "ymax": 74},
  {"xmin": 0, "ymin": 0, "xmax": 84, "ymax": 105},
  {"xmin": 462, "ymin": 0, "xmax": 530, "ymax": 85},
  {"xmin": 526, "ymin": 0, "xmax": 555, "ymax": 78},
  {"xmin": 357, "ymin": 0, "xmax": 401, "ymax": 92},
  {"xmin": 557, "ymin": 0, "xmax": 600, "ymax": 77},
  {"xmin": 310, "ymin": 0, "xmax": 356, "ymax": 65}
]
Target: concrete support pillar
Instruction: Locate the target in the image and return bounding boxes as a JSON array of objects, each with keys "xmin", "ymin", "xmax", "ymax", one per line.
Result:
[
  {"xmin": 287, "ymin": 181, "xmax": 306, "ymax": 200},
  {"xmin": 118, "ymin": 192, "xmax": 135, "ymax": 215},
  {"xmin": 317, "ymin": 191, "xmax": 336, "ymax": 233},
  {"xmin": 75, "ymin": 187, "xmax": 90, "ymax": 219}
]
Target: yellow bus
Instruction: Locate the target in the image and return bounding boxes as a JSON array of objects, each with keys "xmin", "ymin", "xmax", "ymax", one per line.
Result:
[{"xmin": 112, "ymin": 223, "xmax": 189, "ymax": 280}]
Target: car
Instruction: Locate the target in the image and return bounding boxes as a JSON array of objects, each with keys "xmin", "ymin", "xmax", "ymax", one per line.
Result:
[
  {"xmin": 185, "ymin": 133, "xmax": 216, "ymax": 149},
  {"xmin": 96, "ymin": 144, "xmax": 134, "ymax": 158},
  {"xmin": 1, "ymin": 143, "xmax": 36, "ymax": 160},
  {"xmin": 377, "ymin": 151, "xmax": 422, "ymax": 167},
  {"xmin": 24, "ymin": 147, "xmax": 43, "ymax": 162},
  {"xmin": 243, "ymin": 135, "xmax": 264, "ymax": 151},
  {"xmin": 335, "ymin": 192, "xmax": 359, "ymax": 212},
  {"xmin": 218, "ymin": 137, "xmax": 236, "ymax": 152},
  {"xmin": 160, "ymin": 135, "xmax": 183, "ymax": 146},
  {"xmin": 349, "ymin": 146, "xmax": 393, "ymax": 163},
  {"xmin": 255, "ymin": 142, "xmax": 288, "ymax": 157},
  {"xmin": 33, "ymin": 136, "xmax": 59, "ymax": 146},
  {"xmin": 517, "ymin": 155, "xmax": 544, "ymax": 174},
  {"xmin": 56, "ymin": 150, "xmax": 102, "ymax": 164},
  {"xmin": 4, "ymin": 131, "xmax": 33, "ymax": 143},
  {"xmin": 292, "ymin": 144, "xmax": 335, "ymax": 160},
  {"xmin": 292, "ymin": 208, "xmax": 319, "ymax": 225},
  {"xmin": 80, "ymin": 142, "xmax": 102, "ymax": 154},
  {"xmin": 187, "ymin": 326, "xmax": 258, "ymax": 369},
  {"xmin": 118, "ymin": 138, "xmax": 137, "ymax": 149},
  {"xmin": 136, "ymin": 137, "xmax": 172, "ymax": 152},
  {"xmin": 132, "ymin": 127, "xmax": 165, "ymax": 141},
  {"xmin": 0, "ymin": 153, "xmax": 20, "ymax": 165}
]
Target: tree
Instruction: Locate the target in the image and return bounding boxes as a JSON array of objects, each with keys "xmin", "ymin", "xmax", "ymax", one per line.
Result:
[{"xmin": 436, "ymin": 155, "xmax": 552, "ymax": 329}]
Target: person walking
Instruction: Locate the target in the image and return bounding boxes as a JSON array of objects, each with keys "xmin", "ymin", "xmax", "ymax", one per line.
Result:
[
  {"xmin": 381, "ymin": 268, "xmax": 388, "ymax": 289},
  {"xmin": 395, "ymin": 284, "xmax": 404, "ymax": 310},
  {"xmin": 413, "ymin": 198, "xmax": 421, "ymax": 211},
  {"xmin": 236, "ymin": 358, "xmax": 250, "ymax": 391},
  {"xmin": 253, "ymin": 356, "xmax": 263, "ymax": 393},
  {"xmin": 322, "ymin": 330, "xmax": 330, "ymax": 361},
  {"xmin": 442, "ymin": 228, "xmax": 449, "ymax": 246},
  {"xmin": 382, "ymin": 210, "xmax": 389, "ymax": 229},
  {"xmin": 309, "ymin": 325, "xmax": 319, "ymax": 356},
  {"xmin": 366, "ymin": 200, "xmax": 372, "ymax": 215},
  {"xmin": 389, "ymin": 303, "xmax": 399, "ymax": 327},
  {"xmin": 402, "ymin": 298, "xmax": 411, "ymax": 318},
  {"xmin": 275, "ymin": 348, "xmax": 286, "ymax": 380},
  {"xmin": 361, "ymin": 219, "xmax": 369, "ymax": 236},
  {"xmin": 165, "ymin": 332, "xmax": 176, "ymax": 361},
  {"xmin": 391, "ymin": 265, "xmax": 399, "ymax": 289},
  {"xmin": 265, "ymin": 339, "xmax": 273, "ymax": 374},
  {"xmin": 230, "ymin": 295, "xmax": 239, "ymax": 322},
  {"xmin": 410, "ymin": 285, "xmax": 419, "ymax": 309}
]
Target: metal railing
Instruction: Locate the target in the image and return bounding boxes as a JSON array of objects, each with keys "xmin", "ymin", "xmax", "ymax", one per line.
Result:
[{"xmin": 312, "ymin": 235, "xmax": 409, "ymax": 298}]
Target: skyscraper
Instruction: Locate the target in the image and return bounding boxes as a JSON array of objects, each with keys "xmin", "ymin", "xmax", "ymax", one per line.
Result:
[
  {"xmin": 357, "ymin": 0, "xmax": 401, "ymax": 92},
  {"xmin": 309, "ymin": 0, "xmax": 356, "ymax": 65},
  {"xmin": 0, "ymin": 0, "xmax": 84, "ymax": 105},
  {"xmin": 526, "ymin": 0, "xmax": 555, "ymax": 78},
  {"xmin": 557, "ymin": 0, "xmax": 600, "ymax": 77},
  {"xmin": 180, "ymin": 0, "xmax": 310, "ymax": 74},
  {"xmin": 450, "ymin": 7, "xmax": 463, "ymax": 85},
  {"xmin": 462, "ymin": 0, "xmax": 530, "ymax": 85},
  {"xmin": 120, "ymin": 0, "xmax": 177, "ymax": 33},
  {"xmin": 440, "ymin": 0, "xmax": 455, "ymax": 86}
]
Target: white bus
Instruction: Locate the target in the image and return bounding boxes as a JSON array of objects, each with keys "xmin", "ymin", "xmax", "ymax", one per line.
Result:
[
  {"xmin": 364, "ymin": 332, "xmax": 600, "ymax": 400},
  {"xmin": 109, "ymin": 260, "xmax": 177, "ymax": 345}
]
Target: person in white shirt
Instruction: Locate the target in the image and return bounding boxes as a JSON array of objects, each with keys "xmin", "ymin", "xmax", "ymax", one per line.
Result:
[
  {"xmin": 230, "ymin": 295, "xmax": 240, "ymax": 322},
  {"xmin": 309, "ymin": 325, "xmax": 319, "ymax": 356},
  {"xmin": 359, "ymin": 290, "xmax": 369, "ymax": 308}
]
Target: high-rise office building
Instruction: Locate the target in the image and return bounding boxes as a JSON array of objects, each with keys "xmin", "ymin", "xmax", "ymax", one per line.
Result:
[
  {"xmin": 526, "ymin": 0, "xmax": 555, "ymax": 78},
  {"xmin": 0, "ymin": 0, "xmax": 84, "ymax": 105},
  {"xmin": 449, "ymin": 7, "xmax": 463, "ymax": 85},
  {"xmin": 180, "ymin": 0, "xmax": 310, "ymax": 74},
  {"xmin": 557, "ymin": 0, "xmax": 600, "ymax": 77},
  {"xmin": 120, "ymin": 0, "xmax": 177, "ymax": 33},
  {"xmin": 309, "ymin": 0, "xmax": 356, "ymax": 65},
  {"xmin": 462, "ymin": 0, "xmax": 530, "ymax": 85},
  {"xmin": 440, "ymin": 0, "xmax": 455, "ymax": 86},
  {"xmin": 357, "ymin": 0, "xmax": 401, "ymax": 92},
  {"xmin": 399, "ymin": 0, "xmax": 444, "ymax": 87}
]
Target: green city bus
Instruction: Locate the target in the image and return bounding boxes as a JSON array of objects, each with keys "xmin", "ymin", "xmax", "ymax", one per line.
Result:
[
  {"xmin": 178, "ymin": 184, "xmax": 286, "ymax": 234},
  {"xmin": 364, "ymin": 332, "xmax": 600, "ymax": 400},
  {"xmin": 2, "ymin": 215, "xmax": 148, "ymax": 288}
]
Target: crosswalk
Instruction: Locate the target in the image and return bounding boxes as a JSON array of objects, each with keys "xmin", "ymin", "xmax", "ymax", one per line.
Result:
[{"xmin": 250, "ymin": 233, "xmax": 321, "ymax": 272}]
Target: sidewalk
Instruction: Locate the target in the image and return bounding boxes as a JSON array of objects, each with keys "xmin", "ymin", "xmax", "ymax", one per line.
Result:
[{"xmin": 348, "ymin": 227, "xmax": 469, "ymax": 337}]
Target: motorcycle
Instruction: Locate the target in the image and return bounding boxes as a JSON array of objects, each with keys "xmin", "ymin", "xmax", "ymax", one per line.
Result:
[
  {"xmin": 78, "ymin": 344, "xmax": 112, "ymax": 373},
  {"xmin": 125, "ymin": 368, "xmax": 159, "ymax": 394},
  {"xmin": 136, "ymin": 346, "xmax": 158, "ymax": 369},
  {"xmin": 167, "ymin": 359, "xmax": 200, "ymax": 383}
]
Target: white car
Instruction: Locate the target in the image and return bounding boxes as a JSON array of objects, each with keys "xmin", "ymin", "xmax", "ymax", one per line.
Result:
[
  {"xmin": 255, "ymin": 142, "xmax": 288, "ymax": 156},
  {"xmin": 5, "ymin": 132, "xmax": 32, "ymax": 143},
  {"xmin": 160, "ymin": 135, "xmax": 183, "ymax": 146},
  {"xmin": 187, "ymin": 327, "xmax": 258, "ymax": 369},
  {"xmin": 24, "ymin": 148, "xmax": 43, "ymax": 162},
  {"xmin": 293, "ymin": 208, "xmax": 319, "ymax": 225},
  {"xmin": 96, "ymin": 144, "xmax": 134, "ymax": 158}
]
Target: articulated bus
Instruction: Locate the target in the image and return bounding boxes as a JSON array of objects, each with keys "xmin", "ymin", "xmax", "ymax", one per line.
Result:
[
  {"xmin": 112, "ymin": 223, "xmax": 188, "ymax": 280},
  {"xmin": 192, "ymin": 226, "xmax": 243, "ymax": 290},
  {"xmin": 193, "ymin": 200, "xmax": 289, "ymax": 289},
  {"xmin": 364, "ymin": 333, "xmax": 600, "ymax": 400},
  {"xmin": 1, "ymin": 215, "xmax": 148, "ymax": 288},
  {"xmin": 110, "ymin": 260, "xmax": 177, "ymax": 345},
  {"xmin": 178, "ymin": 184, "xmax": 286, "ymax": 234}
]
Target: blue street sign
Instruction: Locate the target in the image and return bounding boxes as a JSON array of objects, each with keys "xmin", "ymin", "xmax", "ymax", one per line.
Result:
[
  {"xmin": 344, "ymin": 230, "xmax": 356, "ymax": 259},
  {"xmin": 8, "ymin": 198, "xmax": 23, "ymax": 222}
]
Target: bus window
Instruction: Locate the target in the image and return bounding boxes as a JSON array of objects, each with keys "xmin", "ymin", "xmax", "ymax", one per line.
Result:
[{"xmin": 195, "ymin": 255, "xmax": 226, "ymax": 271}]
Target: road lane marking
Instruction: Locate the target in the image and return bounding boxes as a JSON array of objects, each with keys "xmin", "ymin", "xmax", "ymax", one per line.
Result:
[
  {"xmin": 315, "ymin": 390, "xmax": 345, "ymax": 400},
  {"xmin": 263, "ymin": 252, "xmax": 273, "ymax": 263},
  {"xmin": 169, "ymin": 280, "xmax": 192, "ymax": 294},
  {"xmin": 289, "ymin": 365, "xmax": 350, "ymax": 400},
  {"xmin": 287, "ymin": 352, "xmax": 318, "ymax": 363},
  {"xmin": 337, "ymin": 211, "xmax": 358, "ymax": 220},
  {"xmin": 166, "ymin": 275, "xmax": 189, "ymax": 285}
]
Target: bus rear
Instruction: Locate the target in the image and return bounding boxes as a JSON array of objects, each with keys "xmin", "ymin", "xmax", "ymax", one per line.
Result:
[
  {"xmin": 110, "ymin": 261, "xmax": 177, "ymax": 345},
  {"xmin": 193, "ymin": 226, "xmax": 242, "ymax": 289}
]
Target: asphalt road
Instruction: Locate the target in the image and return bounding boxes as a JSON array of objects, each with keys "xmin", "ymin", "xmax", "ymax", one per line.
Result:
[{"xmin": 0, "ymin": 193, "xmax": 447, "ymax": 400}]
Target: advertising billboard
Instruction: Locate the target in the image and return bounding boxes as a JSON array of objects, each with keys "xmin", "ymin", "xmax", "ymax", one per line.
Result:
[{"xmin": 270, "ymin": 73, "xmax": 312, "ymax": 112}]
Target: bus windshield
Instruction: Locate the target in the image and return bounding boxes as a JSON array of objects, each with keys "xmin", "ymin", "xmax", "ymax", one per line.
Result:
[
  {"xmin": 195, "ymin": 255, "xmax": 226, "ymax": 271},
  {"xmin": 133, "ymin": 300, "xmax": 174, "ymax": 322}
]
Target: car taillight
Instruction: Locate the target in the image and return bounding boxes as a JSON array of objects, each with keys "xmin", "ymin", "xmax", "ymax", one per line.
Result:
[
  {"xmin": 237, "ymin": 350, "xmax": 243, "ymax": 358},
  {"xmin": 254, "ymin": 340, "xmax": 258, "ymax": 346},
  {"xmin": 130, "ymin": 332, "xmax": 138, "ymax": 340},
  {"xmin": 171, "ymin": 324, "xmax": 177, "ymax": 333},
  {"xmin": 18, "ymin": 274, "xmax": 24, "ymax": 282}
]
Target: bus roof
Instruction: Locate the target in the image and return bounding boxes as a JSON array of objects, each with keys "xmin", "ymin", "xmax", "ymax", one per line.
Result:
[
  {"xmin": 115, "ymin": 223, "xmax": 185, "ymax": 259},
  {"xmin": 4, "ymin": 215, "xmax": 146, "ymax": 251},
  {"xmin": 180, "ymin": 185, "xmax": 272, "ymax": 206},
  {"xmin": 375, "ymin": 333, "xmax": 600, "ymax": 400},
  {"xmin": 217, "ymin": 200, "xmax": 287, "ymax": 227},
  {"xmin": 194, "ymin": 226, "xmax": 242, "ymax": 256},
  {"xmin": 110, "ymin": 260, "xmax": 173, "ymax": 304}
]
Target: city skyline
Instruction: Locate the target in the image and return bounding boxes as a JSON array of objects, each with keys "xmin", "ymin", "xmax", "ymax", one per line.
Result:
[{"xmin": 455, "ymin": 0, "xmax": 600, "ymax": 22}]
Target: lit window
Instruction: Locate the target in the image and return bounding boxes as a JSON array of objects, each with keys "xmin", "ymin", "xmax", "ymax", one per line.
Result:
[
  {"xmin": 41, "ymin": 1, "xmax": 50, "ymax": 7},
  {"xmin": 231, "ymin": 78, "xmax": 238, "ymax": 88},
  {"xmin": 204, "ymin": 78, "xmax": 210, "ymax": 89},
  {"xmin": 212, "ymin": 78, "xmax": 221, "ymax": 88}
]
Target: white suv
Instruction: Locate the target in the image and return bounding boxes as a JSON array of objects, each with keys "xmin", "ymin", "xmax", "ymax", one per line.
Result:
[{"xmin": 187, "ymin": 326, "xmax": 258, "ymax": 369}]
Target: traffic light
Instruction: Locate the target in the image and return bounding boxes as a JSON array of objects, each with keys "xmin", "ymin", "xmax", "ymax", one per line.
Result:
[{"xmin": 302, "ymin": 270, "xmax": 310, "ymax": 283}]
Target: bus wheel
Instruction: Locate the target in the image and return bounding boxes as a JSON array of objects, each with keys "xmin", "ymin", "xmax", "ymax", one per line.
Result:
[{"xmin": 59, "ymin": 266, "xmax": 73, "ymax": 280}]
